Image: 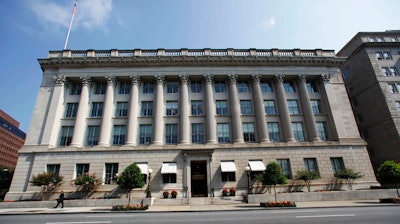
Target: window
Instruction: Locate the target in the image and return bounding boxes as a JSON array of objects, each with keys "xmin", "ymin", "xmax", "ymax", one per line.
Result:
[
  {"xmin": 221, "ymin": 172, "xmax": 236, "ymax": 182},
  {"xmin": 330, "ymin": 157, "xmax": 345, "ymax": 173},
  {"xmin": 391, "ymin": 37, "xmax": 399, "ymax": 42},
  {"xmin": 267, "ymin": 122, "xmax": 280, "ymax": 142},
  {"xmin": 115, "ymin": 102, "xmax": 128, "ymax": 117},
  {"xmin": 214, "ymin": 80, "xmax": 226, "ymax": 93},
  {"xmin": 139, "ymin": 125, "xmax": 152, "ymax": 144},
  {"xmin": 264, "ymin": 100, "xmax": 276, "ymax": 115},
  {"xmin": 376, "ymin": 52, "xmax": 383, "ymax": 60},
  {"xmin": 217, "ymin": 123, "xmax": 230, "ymax": 143},
  {"xmin": 76, "ymin": 164, "xmax": 89, "ymax": 177},
  {"xmin": 238, "ymin": 81, "xmax": 250, "ymax": 93},
  {"xmin": 260, "ymin": 81, "xmax": 273, "ymax": 92},
  {"xmin": 389, "ymin": 83, "xmax": 399, "ymax": 93},
  {"xmin": 304, "ymin": 158, "xmax": 319, "ymax": 175},
  {"xmin": 47, "ymin": 164, "xmax": 60, "ymax": 175},
  {"xmin": 287, "ymin": 100, "xmax": 300, "ymax": 114},
  {"xmin": 65, "ymin": 103, "xmax": 78, "ymax": 118},
  {"xmin": 284, "ymin": 82, "xmax": 295, "ymax": 92},
  {"xmin": 141, "ymin": 101, "xmax": 153, "ymax": 116},
  {"xmin": 143, "ymin": 82, "xmax": 154, "ymax": 94},
  {"xmin": 165, "ymin": 124, "xmax": 178, "ymax": 144},
  {"xmin": 316, "ymin": 122, "xmax": 328, "ymax": 141},
  {"xmin": 191, "ymin": 80, "xmax": 202, "ymax": 93},
  {"xmin": 383, "ymin": 52, "xmax": 392, "ymax": 59},
  {"xmin": 243, "ymin": 122, "xmax": 255, "ymax": 142},
  {"xmin": 69, "ymin": 83, "xmax": 82, "ymax": 95},
  {"xmin": 166, "ymin": 101, "xmax": 178, "ymax": 116},
  {"xmin": 59, "ymin": 126, "xmax": 74, "ymax": 146},
  {"xmin": 277, "ymin": 159, "xmax": 292, "ymax": 179},
  {"xmin": 382, "ymin": 67, "xmax": 389, "ymax": 76},
  {"xmin": 369, "ymin": 37, "xmax": 376, "ymax": 42},
  {"xmin": 240, "ymin": 100, "xmax": 253, "ymax": 114},
  {"xmin": 167, "ymin": 81, "xmax": 178, "ymax": 93},
  {"xmin": 86, "ymin": 125, "xmax": 100, "ymax": 146},
  {"xmin": 389, "ymin": 67, "xmax": 399, "ymax": 76},
  {"xmin": 94, "ymin": 82, "xmax": 106, "ymax": 95},
  {"xmin": 163, "ymin": 174, "xmax": 177, "ymax": 183},
  {"xmin": 192, "ymin": 123, "xmax": 204, "ymax": 144},
  {"xmin": 191, "ymin": 100, "xmax": 204, "ymax": 115},
  {"xmin": 377, "ymin": 52, "xmax": 392, "ymax": 60},
  {"xmin": 377, "ymin": 37, "xmax": 384, "ymax": 42},
  {"xmin": 119, "ymin": 82, "xmax": 130, "ymax": 94},
  {"xmin": 221, "ymin": 161, "xmax": 236, "ymax": 182},
  {"xmin": 306, "ymin": 81, "xmax": 318, "ymax": 93},
  {"xmin": 91, "ymin": 102, "xmax": 103, "ymax": 117},
  {"xmin": 112, "ymin": 125, "xmax": 126, "ymax": 145},
  {"xmin": 161, "ymin": 163, "xmax": 177, "ymax": 183},
  {"xmin": 105, "ymin": 163, "xmax": 118, "ymax": 185},
  {"xmin": 216, "ymin": 100, "xmax": 228, "ymax": 115},
  {"xmin": 292, "ymin": 122, "xmax": 305, "ymax": 142},
  {"xmin": 396, "ymin": 102, "xmax": 400, "ymax": 112},
  {"xmin": 310, "ymin": 100, "xmax": 322, "ymax": 114}
]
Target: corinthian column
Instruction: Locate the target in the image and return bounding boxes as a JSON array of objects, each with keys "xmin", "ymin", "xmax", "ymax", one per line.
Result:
[
  {"xmin": 298, "ymin": 75, "xmax": 320, "ymax": 141},
  {"xmin": 227, "ymin": 75, "xmax": 244, "ymax": 143},
  {"xmin": 179, "ymin": 75, "xmax": 190, "ymax": 144},
  {"xmin": 252, "ymin": 75, "xmax": 269, "ymax": 143},
  {"xmin": 204, "ymin": 75, "xmax": 217, "ymax": 144},
  {"xmin": 126, "ymin": 76, "xmax": 140, "ymax": 146},
  {"xmin": 152, "ymin": 75, "xmax": 165, "ymax": 145},
  {"xmin": 98, "ymin": 76, "xmax": 115, "ymax": 147},
  {"xmin": 70, "ymin": 77, "xmax": 91, "ymax": 147},
  {"xmin": 274, "ymin": 75, "xmax": 295, "ymax": 142}
]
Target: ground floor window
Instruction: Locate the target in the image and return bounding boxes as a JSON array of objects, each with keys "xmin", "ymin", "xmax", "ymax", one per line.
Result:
[
  {"xmin": 162, "ymin": 174, "xmax": 176, "ymax": 183},
  {"xmin": 104, "ymin": 163, "xmax": 118, "ymax": 184},
  {"xmin": 47, "ymin": 164, "xmax": 60, "ymax": 175},
  {"xmin": 221, "ymin": 172, "xmax": 236, "ymax": 182},
  {"xmin": 277, "ymin": 159, "xmax": 292, "ymax": 179},
  {"xmin": 330, "ymin": 157, "xmax": 345, "ymax": 173},
  {"xmin": 304, "ymin": 158, "xmax": 319, "ymax": 175},
  {"xmin": 76, "ymin": 164, "xmax": 89, "ymax": 177}
]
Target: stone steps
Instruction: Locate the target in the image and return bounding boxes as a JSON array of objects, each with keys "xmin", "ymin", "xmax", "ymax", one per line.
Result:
[{"xmin": 153, "ymin": 196, "xmax": 245, "ymax": 206}]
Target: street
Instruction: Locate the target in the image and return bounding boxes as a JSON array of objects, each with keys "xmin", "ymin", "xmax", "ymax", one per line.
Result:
[{"xmin": 0, "ymin": 206, "xmax": 399, "ymax": 224}]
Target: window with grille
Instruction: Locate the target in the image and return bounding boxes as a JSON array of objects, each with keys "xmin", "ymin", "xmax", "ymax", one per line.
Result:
[
  {"xmin": 214, "ymin": 81, "xmax": 226, "ymax": 93},
  {"xmin": 191, "ymin": 123, "xmax": 204, "ymax": 144},
  {"xmin": 264, "ymin": 100, "xmax": 276, "ymax": 115},
  {"xmin": 260, "ymin": 81, "xmax": 273, "ymax": 93},
  {"xmin": 287, "ymin": 100, "xmax": 300, "ymax": 114},
  {"xmin": 115, "ymin": 102, "xmax": 128, "ymax": 117},
  {"xmin": 292, "ymin": 122, "xmax": 305, "ymax": 142},
  {"xmin": 141, "ymin": 101, "xmax": 153, "ymax": 116},
  {"xmin": 191, "ymin": 81, "xmax": 203, "ymax": 93},
  {"xmin": 139, "ymin": 125, "xmax": 152, "ymax": 145},
  {"xmin": 217, "ymin": 123, "xmax": 230, "ymax": 143},
  {"xmin": 242, "ymin": 122, "xmax": 255, "ymax": 142},
  {"xmin": 59, "ymin": 126, "xmax": 74, "ymax": 146},
  {"xmin": 216, "ymin": 100, "xmax": 228, "ymax": 115},
  {"xmin": 91, "ymin": 102, "xmax": 103, "ymax": 117},
  {"xmin": 119, "ymin": 82, "xmax": 130, "ymax": 94},
  {"xmin": 166, "ymin": 101, "xmax": 178, "ymax": 116},
  {"xmin": 143, "ymin": 82, "xmax": 154, "ymax": 93},
  {"xmin": 267, "ymin": 122, "xmax": 280, "ymax": 142},
  {"xmin": 65, "ymin": 103, "xmax": 78, "ymax": 118},
  {"xmin": 191, "ymin": 101, "xmax": 204, "ymax": 115},
  {"xmin": 112, "ymin": 125, "xmax": 126, "ymax": 145},
  {"xmin": 86, "ymin": 125, "xmax": 100, "ymax": 146},
  {"xmin": 240, "ymin": 100, "xmax": 253, "ymax": 114},
  {"xmin": 165, "ymin": 124, "xmax": 178, "ymax": 144}
]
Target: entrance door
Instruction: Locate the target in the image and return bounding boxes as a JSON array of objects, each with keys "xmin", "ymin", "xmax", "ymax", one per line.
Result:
[{"xmin": 191, "ymin": 160, "xmax": 208, "ymax": 197}]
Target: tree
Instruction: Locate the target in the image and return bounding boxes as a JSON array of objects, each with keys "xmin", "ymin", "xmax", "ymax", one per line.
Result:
[
  {"xmin": 334, "ymin": 168, "xmax": 363, "ymax": 190},
  {"xmin": 377, "ymin": 160, "xmax": 400, "ymax": 197},
  {"xmin": 29, "ymin": 172, "xmax": 64, "ymax": 200},
  {"xmin": 296, "ymin": 170, "xmax": 320, "ymax": 192},
  {"xmin": 261, "ymin": 162, "xmax": 287, "ymax": 202},
  {"xmin": 70, "ymin": 173, "xmax": 102, "ymax": 199},
  {"xmin": 117, "ymin": 163, "xmax": 145, "ymax": 205}
]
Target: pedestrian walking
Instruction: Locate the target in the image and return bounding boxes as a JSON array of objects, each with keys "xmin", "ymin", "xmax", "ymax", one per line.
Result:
[{"xmin": 54, "ymin": 191, "xmax": 64, "ymax": 208}]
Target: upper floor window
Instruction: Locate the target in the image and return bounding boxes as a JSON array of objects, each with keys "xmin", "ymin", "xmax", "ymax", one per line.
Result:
[
  {"xmin": 310, "ymin": 100, "xmax": 323, "ymax": 114},
  {"xmin": 104, "ymin": 163, "xmax": 118, "ymax": 185},
  {"xmin": 391, "ymin": 37, "xmax": 399, "ymax": 42},
  {"xmin": 115, "ymin": 102, "xmax": 128, "ymax": 117},
  {"xmin": 217, "ymin": 123, "xmax": 230, "ymax": 143},
  {"xmin": 167, "ymin": 81, "xmax": 178, "ymax": 93},
  {"xmin": 396, "ymin": 102, "xmax": 400, "ymax": 112},
  {"xmin": 316, "ymin": 122, "xmax": 328, "ymax": 141},
  {"xmin": 260, "ymin": 81, "xmax": 273, "ymax": 93},
  {"xmin": 191, "ymin": 100, "xmax": 204, "ymax": 115},
  {"xmin": 65, "ymin": 103, "xmax": 78, "ymax": 118},
  {"xmin": 242, "ymin": 122, "xmax": 255, "ymax": 142},
  {"xmin": 376, "ymin": 51, "xmax": 392, "ymax": 60},
  {"xmin": 376, "ymin": 37, "xmax": 384, "ymax": 42},
  {"xmin": 139, "ymin": 125, "xmax": 152, "ymax": 145},
  {"xmin": 91, "ymin": 102, "xmax": 103, "ymax": 117},
  {"xmin": 264, "ymin": 100, "xmax": 276, "ymax": 115},
  {"xmin": 237, "ymin": 81, "xmax": 250, "ymax": 93},
  {"xmin": 240, "ymin": 100, "xmax": 253, "ymax": 115},
  {"xmin": 192, "ymin": 123, "xmax": 204, "ymax": 144},
  {"xmin": 267, "ymin": 122, "xmax": 280, "ymax": 142},
  {"xmin": 368, "ymin": 37, "xmax": 376, "ymax": 42},
  {"xmin": 383, "ymin": 52, "xmax": 392, "ymax": 59},
  {"xmin": 215, "ymin": 81, "xmax": 226, "ymax": 93},
  {"xmin": 306, "ymin": 81, "xmax": 318, "ymax": 93},
  {"xmin": 86, "ymin": 125, "xmax": 100, "ymax": 146},
  {"xmin": 141, "ymin": 101, "xmax": 153, "ymax": 116},
  {"xmin": 119, "ymin": 82, "xmax": 130, "ymax": 94},
  {"xmin": 292, "ymin": 122, "xmax": 305, "ymax": 142},
  {"xmin": 216, "ymin": 100, "xmax": 228, "ymax": 115},
  {"xmin": 94, "ymin": 82, "xmax": 106, "ymax": 95},
  {"xmin": 69, "ymin": 83, "xmax": 82, "ymax": 95},
  {"xmin": 191, "ymin": 81, "xmax": 203, "ymax": 93},
  {"xmin": 389, "ymin": 83, "xmax": 400, "ymax": 93},
  {"xmin": 112, "ymin": 125, "xmax": 126, "ymax": 145},
  {"xmin": 59, "ymin": 126, "xmax": 74, "ymax": 146},
  {"xmin": 165, "ymin": 124, "xmax": 178, "ymax": 144},
  {"xmin": 143, "ymin": 82, "xmax": 154, "ymax": 94},
  {"xmin": 166, "ymin": 101, "xmax": 178, "ymax": 116},
  {"xmin": 287, "ymin": 100, "xmax": 300, "ymax": 114},
  {"xmin": 284, "ymin": 82, "xmax": 296, "ymax": 92},
  {"xmin": 389, "ymin": 67, "xmax": 399, "ymax": 76}
]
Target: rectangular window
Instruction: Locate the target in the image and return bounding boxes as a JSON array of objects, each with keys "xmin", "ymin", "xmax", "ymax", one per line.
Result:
[
  {"xmin": 91, "ymin": 102, "xmax": 103, "ymax": 117},
  {"xmin": 396, "ymin": 102, "xmax": 400, "ymax": 112},
  {"xmin": 76, "ymin": 164, "xmax": 89, "ymax": 177},
  {"xmin": 243, "ymin": 122, "xmax": 255, "ymax": 142},
  {"xmin": 267, "ymin": 122, "xmax": 280, "ymax": 142},
  {"xmin": 377, "ymin": 37, "xmax": 384, "ymax": 42},
  {"xmin": 382, "ymin": 67, "xmax": 389, "ymax": 76},
  {"xmin": 216, "ymin": 100, "xmax": 228, "ymax": 115},
  {"xmin": 141, "ymin": 101, "xmax": 153, "ymax": 116},
  {"xmin": 391, "ymin": 37, "xmax": 399, "ymax": 42},
  {"xmin": 112, "ymin": 125, "xmax": 126, "ymax": 145},
  {"xmin": 260, "ymin": 81, "xmax": 273, "ymax": 92},
  {"xmin": 191, "ymin": 123, "xmax": 204, "ymax": 144},
  {"xmin": 105, "ymin": 163, "xmax": 118, "ymax": 185},
  {"xmin": 65, "ymin": 103, "xmax": 78, "ymax": 118},
  {"xmin": 264, "ymin": 100, "xmax": 276, "ymax": 115},
  {"xmin": 238, "ymin": 81, "xmax": 250, "ymax": 93},
  {"xmin": 306, "ymin": 81, "xmax": 318, "ymax": 93},
  {"xmin": 47, "ymin": 164, "xmax": 60, "ymax": 175},
  {"xmin": 115, "ymin": 102, "xmax": 128, "ymax": 117},
  {"xmin": 292, "ymin": 122, "xmax": 305, "ymax": 142},
  {"xmin": 376, "ymin": 52, "xmax": 383, "ymax": 60},
  {"xmin": 284, "ymin": 82, "xmax": 295, "ymax": 92},
  {"xmin": 217, "ymin": 123, "xmax": 230, "ymax": 143},
  {"xmin": 143, "ymin": 82, "xmax": 154, "ymax": 94},
  {"xmin": 86, "ymin": 125, "xmax": 100, "ymax": 146},
  {"xmin": 287, "ymin": 100, "xmax": 300, "ymax": 114},
  {"xmin": 161, "ymin": 163, "xmax": 177, "ymax": 183},
  {"xmin": 191, "ymin": 100, "xmax": 204, "ymax": 115},
  {"xmin": 214, "ymin": 80, "xmax": 226, "ymax": 93},
  {"xmin": 389, "ymin": 67, "xmax": 399, "ymax": 76},
  {"xmin": 139, "ymin": 125, "xmax": 152, "ymax": 145},
  {"xmin": 389, "ymin": 83, "xmax": 398, "ymax": 93},
  {"xmin": 70, "ymin": 83, "xmax": 82, "ymax": 95},
  {"xmin": 162, "ymin": 174, "xmax": 177, "ymax": 183},
  {"xmin": 310, "ymin": 100, "xmax": 322, "ymax": 114},
  {"xmin": 316, "ymin": 122, "xmax": 328, "ymax": 141},
  {"xmin": 119, "ymin": 82, "xmax": 130, "ymax": 94},
  {"xmin": 240, "ymin": 100, "xmax": 253, "ymax": 114},
  {"xmin": 167, "ymin": 81, "xmax": 178, "ymax": 93},
  {"xmin": 330, "ymin": 157, "xmax": 345, "ymax": 173},
  {"xmin": 277, "ymin": 159, "xmax": 292, "ymax": 179},
  {"xmin": 369, "ymin": 37, "xmax": 375, "ymax": 42},
  {"xmin": 165, "ymin": 124, "xmax": 178, "ymax": 144},
  {"xmin": 221, "ymin": 161, "xmax": 236, "ymax": 182},
  {"xmin": 304, "ymin": 158, "xmax": 319, "ymax": 175},
  {"xmin": 94, "ymin": 82, "xmax": 106, "ymax": 95},
  {"xmin": 59, "ymin": 126, "xmax": 74, "ymax": 146},
  {"xmin": 221, "ymin": 172, "xmax": 236, "ymax": 182},
  {"xmin": 191, "ymin": 80, "xmax": 203, "ymax": 93},
  {"xmin": 166, "ymin": 101, "xmax": 178, "ymax": 116},
  {"xmin": 383, "ymin": 52, "xmax": 392, "ymax": 59}
]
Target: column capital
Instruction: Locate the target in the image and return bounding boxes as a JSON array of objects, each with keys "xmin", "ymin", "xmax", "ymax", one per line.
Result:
[
  {"xmin": 251, "ymin": 74, "xmax": 262, "ymax": 84},
  {"xmin": 203, "ymin": 74, "xmax": 214, "ymax": 84},
  {"xmin": 321, "ymin": 73, "xmax": 331, "ymax": 82},
  {"xmin": 179, "ymin": 74, "xmax": 190, "ymax": 84},
  {"xmin": 54, "ymin": 75, "xmax": 66, "ymax": 86},
  {"xmin": 297, "ymin": 75, "xmax": 308, "ymax": 83},
  {"xmin": 227, "ymin": 74, "xmax": 238, "ymax": 84},
  {"xmin": 154, "ymin": 75, "xmax": 165, "ymax": 85},
  {"xmin": 105, "ymin": 76, "xmax": 116, "ymax": 86},
  {"xmin": 274, "ymin": 75, "xmax": 285, "ymax": 83},
  {"xmin": 80, "ymin": 77, "xmax": 91, "ymax": 86},
  {"xmin": 130, "ymin": 75, "xmax": 140, "ymax": 85}
]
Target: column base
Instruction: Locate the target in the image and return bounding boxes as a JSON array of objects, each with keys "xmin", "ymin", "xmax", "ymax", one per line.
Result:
[{"xmin": 69, "ymin": 143, "xmax": 83, "ymax": 148}]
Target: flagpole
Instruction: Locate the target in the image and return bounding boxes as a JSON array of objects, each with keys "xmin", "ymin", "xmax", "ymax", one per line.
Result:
[{"xmin": 64, "ymin": 0, "xmax": 78, "ymax": 50}]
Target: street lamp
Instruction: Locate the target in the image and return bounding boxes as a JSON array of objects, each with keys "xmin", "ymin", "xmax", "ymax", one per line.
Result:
[
  {"xmin": 146, "ymin": 168, "xmax": 152, "ymax": 198},
  {"xmin": 245, "ymin": 165, "xmax": 252, "ymax": 194}
]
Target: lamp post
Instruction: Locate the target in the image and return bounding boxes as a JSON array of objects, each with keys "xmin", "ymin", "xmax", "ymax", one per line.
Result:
[
  {"xmin": 146, "ymin": 168, "xmax": 152, "ymax": 198},
  {"xmin": 245, "ymin": 165, "xmax": 252, "ymax": 194}
]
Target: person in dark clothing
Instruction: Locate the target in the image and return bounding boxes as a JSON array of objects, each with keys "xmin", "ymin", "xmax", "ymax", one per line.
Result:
[{"xmin": 54, "ymin": 191, "xmax": 64, "ymax": 208}]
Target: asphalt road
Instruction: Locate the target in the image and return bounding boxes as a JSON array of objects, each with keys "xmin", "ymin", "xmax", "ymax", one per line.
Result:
[{"xmin": 0, "ymin": 206, "xmax": 399, "ymax": 224}]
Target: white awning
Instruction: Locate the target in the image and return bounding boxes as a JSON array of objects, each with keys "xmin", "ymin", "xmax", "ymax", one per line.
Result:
[
  {"xmin": 137, "ymin": 163, "xmax": 148, "ymax": 175},
  {"xmin": 220, "ymin": 161, "xmax": 236, "ymax": 172},
  {"xmin": 161, "ymin": 163, "xmax": 177, "ymax": 174},
  {"xmin": 249, "ymin": 160, "xmax": 266, "ymax": 171}
]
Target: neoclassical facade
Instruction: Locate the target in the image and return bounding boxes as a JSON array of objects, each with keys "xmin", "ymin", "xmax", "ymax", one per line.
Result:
[{"xmin": 6, "ymin": 48, "xmax": 377, "ymax": 200}]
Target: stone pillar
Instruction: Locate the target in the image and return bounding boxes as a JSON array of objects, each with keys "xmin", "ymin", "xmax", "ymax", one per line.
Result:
[
  {"xmin": 227, "ymin": 75, "xmax": 244, "ymax": 143},
  {"xmin": 251, "ymin": 75, "xmax": 269, "ymax": 143},
  {"xmin": 70, "ymin": 77, "xmax": 91, "ymax": 147},
  {"xmin": 126, "ymin": 76, "xmax": 140, "ymax": 146},
  {"xmin": 179, "ymin": 75, "xmax": 190, "ymax": 144},
  {"xmin": 297, "ymin": 75, "xmax": 320, "ymax": 141},
  {"xmin": 98, "ymin": 76, "xmax": 115, "ymax": 147},
  {"xmin": 204, "ymin": 75, "xmax": 217, "ymax": 144},
  {"xmin": 152, "ymin": 75, "xmax": 165, "ymax": 145},
  {"xmin": 274, "ymin": 75, "xmax": 295, "ymax": 142}
]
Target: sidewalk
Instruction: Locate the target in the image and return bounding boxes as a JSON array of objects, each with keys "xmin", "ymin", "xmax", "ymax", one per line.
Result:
[{"xmin": 0, "ymin": 200, "xmax": 397, "ymax": 215}]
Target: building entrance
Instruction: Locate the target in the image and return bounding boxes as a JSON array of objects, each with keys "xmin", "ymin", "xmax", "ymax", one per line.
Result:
[{"xmin": 191, "ymin": 160, "xmax": 208, "ymax": 197}]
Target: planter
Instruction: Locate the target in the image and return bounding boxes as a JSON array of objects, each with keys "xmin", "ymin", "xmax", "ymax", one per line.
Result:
[{"xmin": 171, "ymin": 194, "xmax": 177, "ymax": 198}]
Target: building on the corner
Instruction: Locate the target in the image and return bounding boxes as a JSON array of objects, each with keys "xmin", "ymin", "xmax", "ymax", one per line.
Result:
[
  {"xmin": 6, "ymin": 48, "xmax": 377, "ymax": 200},
  {"xmin": 0, "ymin": 110, "xmax": 26, "ymax": 169},
  {"xmin": 338, "ymin": 31, "xmax": 400, "ymax": 171}
]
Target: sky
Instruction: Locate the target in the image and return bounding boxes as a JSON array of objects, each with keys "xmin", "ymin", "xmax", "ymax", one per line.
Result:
[{"xmin": 0, "ymin": 0, "xmax": 399, "ymax": 132}]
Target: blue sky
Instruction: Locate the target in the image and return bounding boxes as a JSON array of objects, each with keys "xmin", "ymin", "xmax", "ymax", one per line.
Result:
[{"xmin": 0, "ymin": 0, "xmax": 399, "ymax": 132}]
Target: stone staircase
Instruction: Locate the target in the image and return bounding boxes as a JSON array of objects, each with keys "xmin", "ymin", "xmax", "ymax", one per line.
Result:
[{"xmin": 153, "ymin": 196, "xmax": 246, "ymax": 206}]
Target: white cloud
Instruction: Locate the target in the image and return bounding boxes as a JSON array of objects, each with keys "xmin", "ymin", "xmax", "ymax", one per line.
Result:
[
  {"xmin": 258, "ymin": 16, "xmax": 276, "ymax": 31},
  {"xmin": 77, "ymin": 0, "xmax": 113, "ymax": 30}
]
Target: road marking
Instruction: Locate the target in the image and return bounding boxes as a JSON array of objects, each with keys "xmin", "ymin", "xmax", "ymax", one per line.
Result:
[
  {"xmin": 47, "ymin": 222, "xmax": 112, "ymax": 224},
  {"xmin": 296, "ymin": 214, "xmax": 355, "ymax": 218},
  {"xmin": 273, "ymin": 209, "xmax": 319, "ymax": 213},
  {"xmin": 86, "ymin": 215, "xmax": 135, "ymax": 218}
]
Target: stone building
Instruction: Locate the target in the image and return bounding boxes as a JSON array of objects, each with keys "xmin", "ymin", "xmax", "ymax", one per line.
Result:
[
  {"xmin": 6, "ymin": 48, "xmax": 377, "ymax": 200},
  {"xmin": 338, "ymin": 30, "xmax": 400, "ymax": 171}
]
